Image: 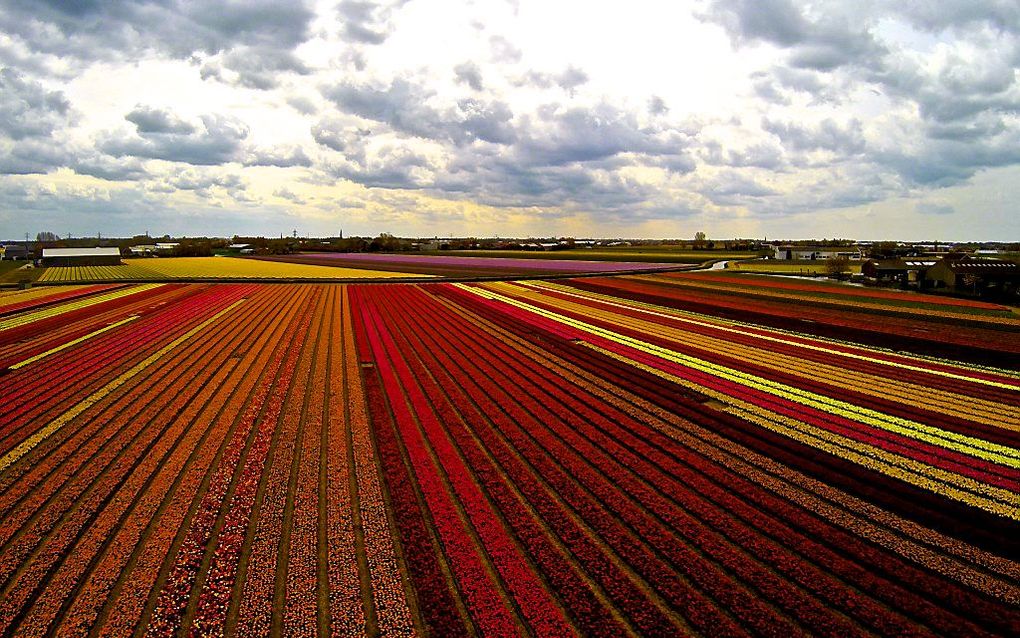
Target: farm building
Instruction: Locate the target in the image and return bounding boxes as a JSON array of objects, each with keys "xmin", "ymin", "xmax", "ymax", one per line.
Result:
[
  {"xmin": 771, "ymin": 245, "xmax": 862, "ymax": 260},
  {"xmin": 1, "ymin": 244, "xmax": 29, "ymax": 260},
  {"xmin": 862, "ymin": 259, "xmax": 937, "ymax": 287},
  {"xmin": 41, "ymin": 247, "xmax": 122, "ymax": 267},
  {"xmin": 926, "ymin": 257, "xmax": 1020, "ymax": 295},
  {"xmin": 129, "ymin": 242, "xmax": 179, "ymax": 256}
]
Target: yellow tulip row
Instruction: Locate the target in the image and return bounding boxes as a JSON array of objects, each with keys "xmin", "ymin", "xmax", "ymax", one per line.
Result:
[
  {"xmin": 0, "ymin": 284, "xmax": 163, "ymax": 331},
  {"xmin": 628, "ymin": 274, "xmax": 1020, "ymax": 326},
  {"xmin": 585, "ymin": 342, "xmax": 1020, "ymax": 522},
  {"xmin": 483, "ymin": 282, "xmax": 1019, "ymax": 458},
  {"xmin": 516, "ymin": 282, "xmax": 1016, "ymax": 428},
  {"xmin": 461, "ymin": 283, "xmax": 1019, "ymax": 517},
  {"xmin": 523, "ymin": 280, "xmax": 1020, "ymax": 387}
]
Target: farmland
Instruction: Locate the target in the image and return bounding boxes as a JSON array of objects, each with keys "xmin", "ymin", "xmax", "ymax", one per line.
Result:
[
  {"xmin": 0, "ymin": 277, "xmax": 1017, "ymax": 636},
  {"xmin": 256, "ymin": 252, "xmax": 689, "ymax": 277},
  {"xmin": 35, "ymin": 257, "xmax": 426, "ymax": 282}
]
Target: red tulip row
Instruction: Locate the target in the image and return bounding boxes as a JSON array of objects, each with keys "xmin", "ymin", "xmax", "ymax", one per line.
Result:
[
  {"xmin": 0, "ymin": 285, "xmax": 256, "ymax": 546},
  {"xmin": 0, "ymin": 283, "xmax": 192, "ymax": 371},
  {"xmin": 336, "ymin": 285, "xmax": 416, "ymax": 636},
  {"xmin": 413, "ymin": 286, "xmax": 863, "ymax": 635},
  {"xmin": 675, "ymin": 272, "xmax": 1008, "ymax": 310},
  {"xmin": 0, "ymin": 284, "xmax": 278, "ymax": 636},
  {"xmin": 571, "ymin": 277, "xmax": 1020, "ymax": 362},
  {"xmin": 359, "ymin": 295, "xmax": 568, "ymax": 637},
  {"xmin": 431, "ymin": 282, "xmax": 1020, "ymax": 634},
  {"xmin": 367, "ymin": 285, "xmax": 697, "ymax": 636},
  {"xmin": 516, "ymin": 281, "xmax": 1020, "ymax": 404},
  {"xmin": 0, "ymin": 284, "xmax": 123, "ymax": 316},
  {"xmin": 456, "ymin": 284, "xmax": 1018, "ymax": 491},
  {"xmin": 0, "ymin": 284, "xmax": 229, "ymax": 448},
  {"xmin": 359, "ymin": 285, "xmax": 759, "ymax": 635}
]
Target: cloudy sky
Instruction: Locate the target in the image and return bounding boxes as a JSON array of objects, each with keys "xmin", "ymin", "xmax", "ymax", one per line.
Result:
[{"xmin": 1, "ymin": 0, "xmax": 1019, "ymax": 241}]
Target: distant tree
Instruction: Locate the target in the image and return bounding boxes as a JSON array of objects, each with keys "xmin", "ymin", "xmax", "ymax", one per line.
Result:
[
  {"xmin": 36, "ymin": 231, "xmax": 59, "ymax": 242},
  {"xmin": 694, "ymin": 231, "xmax": 707, "ymax": 249},
  {"xmin": 825, "ymin": 255, "xmax": 851, "ymax": 277}
]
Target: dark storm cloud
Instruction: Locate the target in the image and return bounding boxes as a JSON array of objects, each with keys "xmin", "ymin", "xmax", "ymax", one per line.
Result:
[
  {"xmin": 888, "ymin": 1, "xmax": 1020, "ymax": 34},
  {"xmin": 513, "ymin": 66, "xmax": 590, "ymax": 93},
  {"xmin": 701, "ymin": 0, "xmax": 884, "ymax": 71},
  {"xmin": 516, "ymin": 103, "xmax": 687, "ymax": 166},
  {"xmin": 102, "ymin": 113, "xmax": 250, "ymax": 165},
  {"xmin": 71, "ymin": 154, "xmax": 149, "ymax": 181},
  {"xmin": 0, "ymin": 0, "xmax": 315, "ymax": 88},
  {"xmin": 125, "ymin": 105, "xmax": 195, "ymax": 135},
  {"xmin": 243, "ymin": 145, "xmax": 312, "ymax": 168},
  {"xmin": 762, "ymin": 117, "xmax": 866, "ymax": 154},
  {"xmin": 322, "ymin": 78, "xmax": 517, "ymax": 145},
  {"xmin": 0, "ymin": 139, "xmax": 71, "ymax": 175},
  {"xmin": 454, "ymin": 62, "xmax": 484, "ymax": 91},
  {"xmin": 0, "ymin": 68, "xmax": 71, "ymax": 140}
]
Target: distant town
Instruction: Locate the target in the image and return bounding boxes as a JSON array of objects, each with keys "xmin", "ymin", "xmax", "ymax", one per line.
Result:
[{"xmin": 2, "ymin": 232, "xmax": 1019, "ymax": 300}]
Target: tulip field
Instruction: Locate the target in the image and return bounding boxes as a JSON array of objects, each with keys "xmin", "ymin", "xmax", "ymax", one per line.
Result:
[
  {"xmin": 36, "ymin": 257, "xmax": 425, "ymax": 282},
  {"xmin": 0, "ymin": 276, "xmax": 1017, "ymax": 636}
]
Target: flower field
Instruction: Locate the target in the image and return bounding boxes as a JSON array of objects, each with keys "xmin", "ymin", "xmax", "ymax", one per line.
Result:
[
  {"xmin": 37, "ymin": 257, "xmax": 426, "ymax": 282},
  {"xmin": 256, "ymin": 252, "xmax": 685, "ymax": 277},
  {"xmin": 0, "ymin": 276, "xmax": 1017, "ymax": 636}
]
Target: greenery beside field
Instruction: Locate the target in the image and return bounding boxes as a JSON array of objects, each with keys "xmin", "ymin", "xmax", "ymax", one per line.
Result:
[{"xmin": 726, "ymin": 259, "xmax": 863, "ymax": 275}]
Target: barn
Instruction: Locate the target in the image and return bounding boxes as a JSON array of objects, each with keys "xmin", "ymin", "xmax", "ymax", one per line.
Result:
[
  {"xmin": 41, "ymin": 247, "xmax": 122, "ymax": 267},
  {"xmin": 926, "ymin": 257, "xmax": 1020, "ymax": 295}
]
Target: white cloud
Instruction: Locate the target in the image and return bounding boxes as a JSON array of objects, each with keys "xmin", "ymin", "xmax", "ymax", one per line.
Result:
[{"xmin": 0, "ymin": 0, "xmax": 1018, "ymax": 240}]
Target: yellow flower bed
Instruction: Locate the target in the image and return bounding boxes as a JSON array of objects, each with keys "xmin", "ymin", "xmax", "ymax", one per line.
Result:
[{"xmin": 38, "ymin": 257, "xmax": 427, "ymax": 281}]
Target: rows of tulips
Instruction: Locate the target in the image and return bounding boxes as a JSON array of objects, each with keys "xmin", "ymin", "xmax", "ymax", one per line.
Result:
[
  {"xmin": 486, "ymin": 282, "xmax": 1020, "ymax": 473},
  {"xmin": 654, "ymin": 273, "xmax": 1017, "ymax": 321},
  {"xmin": 522, "ymin": 280, "xmax": 1020, "ymax": 403},
  {"xmin": 33, "ymin": 284, "xmax": 292, "ymax": 636},
  {"xmin": 145, "ymin": 286, "xmax": 317, "ymax": 635},
  {"xmin": 337, "ymin": 286, "xmax": 416, "ymax": 636},
  {"xmin": 676, "ymin": 272, "xmax": 1009, "ymax": 311},
  {"xmin": 1, "ymin": 279, "xmax": 1016, "ymax": 636},
  {"xmin": 0, "ymin": 286, "xmax": 277, "ymax": 635},
  {"xmin": 231, "ymin": 286, "xmax": 325, "ymax": 636},
  {"xmin": 0, "ymin": 286, "xmax": 247, "ymax": 487},
  {"xmin": 94, "ymin": 286, "xmax": 316, "ymax": 637},
  {"xmin": 463, "ymin": 290, "xmax": 1020, "ymax": 558},
  {"xmin": 0, "ymin": 284, "xmax": 121, "ymax": 315},
  {"xmin": 570, "ymin": 276, "xmax": 1020, "ymax": 361},
  {"xmin": 0, "ymin": 285, "xmax": 245, "ymax": 459},
  {"xmin": 0, "ymin": 284, "xmax": 191, "ymax": 369},
  {"xmin": 421, "ymin": 287, "xmax": 931, "ymax": 635},
  {"xmin": 430, "ymin": 282, "xmax": 1020, "ymax": 635},
  {"xmin": 458, "ymin": 284, "xmax": 1019, "ymax": 517}
]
